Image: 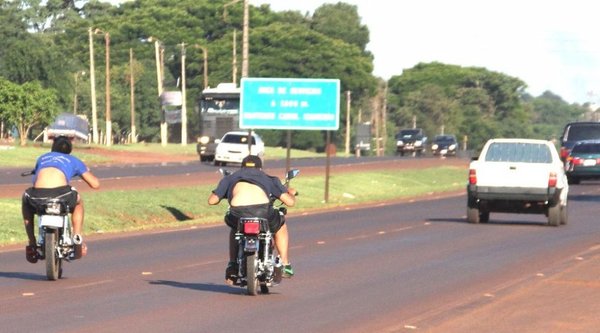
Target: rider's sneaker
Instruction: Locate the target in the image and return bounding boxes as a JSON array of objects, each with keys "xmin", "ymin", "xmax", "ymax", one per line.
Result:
[
  {"xmin": 26, "ymin": 245, "xmax": 38, "ymax": 264},
  {"xmin": 225, "ymin": 261, "xmax": 238, "ymax": 285},
  {"xmin": 282, "ymin": 264, "xmax": 294, "ymax": 278}
]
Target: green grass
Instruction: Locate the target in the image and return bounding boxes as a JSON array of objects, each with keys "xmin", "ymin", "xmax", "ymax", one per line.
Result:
[
  {"xmin": 0, "ymin": 143, "xmax": 324, "ymax": 168},
  {"xmin": 0, "ymin": 166, "xmax": 466, "ymax": 246}
]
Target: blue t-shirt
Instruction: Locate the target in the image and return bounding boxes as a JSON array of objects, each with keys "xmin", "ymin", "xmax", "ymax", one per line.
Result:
[{"xmin": 32, "ymin": 152, "xmax": 89, "ymax": 184}]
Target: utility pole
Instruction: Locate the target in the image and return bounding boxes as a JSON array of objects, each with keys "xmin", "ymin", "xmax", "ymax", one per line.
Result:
[
  {"xmin": 180, "ymin": 42, "xmax": 187, "ymax": 145},
  {"xmin": 129, "ymin": 48, "xmax": 137, "ymax": 143},
  {"xmin": 242, "ymin": 0, "xmax": 249, "ymax": 78},
  {"xmin": 104, "ymin": 31, "xmax": 111, "ymax": 146},
  {"xmin": 232, "ymin": 29, "xmax": 237, "ymax": 84},
  {"xmin": 381, "ymin": 81, "xmax": 388, "ymax": 156},
  {"xmin": 345, "ymin": 90, "xmax": 351, "ymax": 155},
  {"xmin": 88, "ymin": 28, "xmax": 99, "ymax": 144}
]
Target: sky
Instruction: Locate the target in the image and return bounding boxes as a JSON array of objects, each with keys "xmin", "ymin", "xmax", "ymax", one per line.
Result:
[{"xmin": 107, "ymin": 0, "xmax": 600, "ymax": 105}]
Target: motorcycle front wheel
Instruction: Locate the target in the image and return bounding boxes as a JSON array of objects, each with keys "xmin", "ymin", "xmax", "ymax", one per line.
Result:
[
  {"xmin": 246, "ymin": 253, "xmax": 259, "ymax": 296},
  {"xmin": 44, "ymin": 230, "xmax": 62, "ymax": 280}
]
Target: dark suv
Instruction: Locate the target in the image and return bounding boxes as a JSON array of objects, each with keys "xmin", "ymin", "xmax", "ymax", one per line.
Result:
[
  {"xmin": 560, "ymin": 122, "xmax": 600, "ymax": 161},
  {"xmin": 395, "ymin": 128, "xmax": 427, "ymax": 156}
]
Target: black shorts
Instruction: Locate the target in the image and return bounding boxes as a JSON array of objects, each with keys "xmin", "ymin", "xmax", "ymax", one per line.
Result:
[
  {"xmin": 22, "ymin": 186, "xmax": 78, "ymax": 214},
  {"xmin": 225, "ymin": 203, "xmax": 284, "ymax": 233}
]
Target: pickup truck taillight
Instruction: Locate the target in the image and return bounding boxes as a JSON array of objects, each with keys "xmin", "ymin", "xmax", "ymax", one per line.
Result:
[
  {"xmin": 569, "ymin": 157, "xmax": 583, "ymax": 166},
  {"xmin": 548, "ymin": 172, "xmax": 557, "ymax": 188},
  {"xmin": 560, "ymin": 147, "xmax": 570, "ymax": 161},
  {"xmin": 469, "ymin": 169, "xmax": 477, "ymax": 185}
]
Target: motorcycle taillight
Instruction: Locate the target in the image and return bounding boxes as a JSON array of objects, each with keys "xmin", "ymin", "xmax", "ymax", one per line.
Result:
[{"xmin": 243, "ymin": 220, "xmax": 260, "ymax": 235}]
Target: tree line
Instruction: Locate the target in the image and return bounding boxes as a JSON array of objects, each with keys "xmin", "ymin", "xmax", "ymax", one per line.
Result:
[{"xmin": 0, "ymin": 0, "xmax": 593, "ymax": 151}]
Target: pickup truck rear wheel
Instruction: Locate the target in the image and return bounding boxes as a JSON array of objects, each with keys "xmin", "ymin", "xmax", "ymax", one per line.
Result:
[
  {"xmin": 560, "ymin": 205, "xmax": 568, "ymax": 225},
  {"xmin": 480, "ymin": 210, "xmax": 490, "ymax": 223},
  {"xmin": 548, "ymin": 204, "xmax": 560, "ymax": 226},
  {"xmin": 467, "ymin": 206, "xmax": 480, "ymax": 224}
]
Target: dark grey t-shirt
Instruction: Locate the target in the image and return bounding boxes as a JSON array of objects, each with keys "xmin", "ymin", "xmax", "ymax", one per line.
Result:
[{"xmin": 212, "ymin": 168, "xmax": 286, "ymax": 204}]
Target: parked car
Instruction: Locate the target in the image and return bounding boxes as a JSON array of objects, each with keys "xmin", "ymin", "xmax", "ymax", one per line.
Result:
[
  {"xmin": 559, "ymin": 121, "xmax": 600, "ymax": 162},
  {"xmin": 467, "ymin": 138, "xmax": 568, "ymax": 226},
  {"xmin": 564, "ymin": 140, "xmax": 600, "ymax": 184},
  {"xmin": 431, "ymin": 134, "xmax": 458, "ymax": 156},
  {"xmin": 213, "ymin": 131, "xmax": 265, "ymax": 166},
  {"xmin": 395, "ymin": 128, "xmax": 427, "ymax": 156}
]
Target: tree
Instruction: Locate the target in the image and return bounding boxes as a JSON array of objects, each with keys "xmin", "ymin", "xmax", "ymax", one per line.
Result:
[
  {"xmin": 311, "ymin": 2, "xmax": 370, "ymax": 52},
  {"xmin": 0, "ymin": 78, "xmax": 59, "ymax": 145},
  {"xmin": 248, "ymin": 22, "xmax": 376, "ymax": 148},
  {"xmin": 387, "ymin": 62, "xmax": 531, "ymax": 151}
]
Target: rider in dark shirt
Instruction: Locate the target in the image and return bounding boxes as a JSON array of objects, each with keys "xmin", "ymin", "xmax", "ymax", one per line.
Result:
[{"xmin": 208, "ymin": 155, "xmax": 296, "ymax": 284}]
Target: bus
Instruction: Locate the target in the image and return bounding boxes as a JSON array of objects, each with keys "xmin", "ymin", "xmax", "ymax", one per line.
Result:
[{"xmin": 196, "ymin": 83, "xmax": 241, "ymax": 162}]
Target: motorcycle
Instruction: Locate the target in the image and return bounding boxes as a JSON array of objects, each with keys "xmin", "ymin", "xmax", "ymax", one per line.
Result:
[
  {"xmin": 22, "ymin": 170, "xmax": 82, "ymax": 281},
  {"xmin": 220, "ymin": 168, "xmax": 299, "ymax": 295}
]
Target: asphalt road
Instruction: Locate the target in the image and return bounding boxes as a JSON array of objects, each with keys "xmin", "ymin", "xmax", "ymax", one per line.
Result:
[
  {"xmin": 1, "ymin": 182, "xmax": 599, "ymax": 332},
  {"xmin": 0, "ymin": 155, "xmax": 411, "ymax": 185}
]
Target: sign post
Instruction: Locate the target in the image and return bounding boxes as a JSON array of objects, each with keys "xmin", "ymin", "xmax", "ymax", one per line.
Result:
[{"xmin": 240, "ymin": 78, "xmax": 340, "ymax": 202}]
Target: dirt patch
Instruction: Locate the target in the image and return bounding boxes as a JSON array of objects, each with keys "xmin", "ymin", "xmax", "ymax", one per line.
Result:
[{"xmin": 82, "ymin": 147, "xmax": 198, "ymax": 165}]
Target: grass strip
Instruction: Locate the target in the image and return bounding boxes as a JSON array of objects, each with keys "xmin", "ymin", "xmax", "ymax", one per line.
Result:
[{"xmin": 0, "ymin": 166, "xmax": 466, "ymax": 246}]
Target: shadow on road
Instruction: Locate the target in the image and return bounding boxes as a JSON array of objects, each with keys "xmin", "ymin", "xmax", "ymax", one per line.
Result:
[
  {"xmin": 0, "ymin": 271, "xmax": 48, "ymax": 281},
  {"xmin": 427, "ymin": 217, "xmax": 550, "ymax": 227},
  {"xmin": 148, "ymin": 279, "xmax": 240, "ymax": 294},
  {"xmin": 567, "ymin": 194, "xmax": 600, "ymax": 202}
]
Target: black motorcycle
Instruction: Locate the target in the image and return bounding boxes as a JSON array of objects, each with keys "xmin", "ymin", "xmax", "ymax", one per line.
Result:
[
  {"xmin": 221, "ymin": 168, "xmax": 299, "ymax": 295},
  {"xmin": 22, "ymin": 171, "xmax": 82, "ymax": 280}
]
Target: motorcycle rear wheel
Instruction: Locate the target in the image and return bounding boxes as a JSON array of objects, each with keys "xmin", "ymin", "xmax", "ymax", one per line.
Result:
[
  {"xmin": 44, "ymin": 230, "xmax": 62, "ymax": 280},
  {"xmin": 246, "ymin": 253, "xmax": 259, "ymax": 296}
]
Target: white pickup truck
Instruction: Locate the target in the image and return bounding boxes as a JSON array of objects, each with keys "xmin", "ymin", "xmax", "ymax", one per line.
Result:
[{"xmin": 467, "ymin": 138, "xmax": 569, "ymax": 226}]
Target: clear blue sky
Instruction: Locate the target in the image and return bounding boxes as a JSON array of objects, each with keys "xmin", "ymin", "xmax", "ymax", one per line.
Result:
[{"xmin": 108, "ymin": 0, "xmax": 600, "ymax": 105}]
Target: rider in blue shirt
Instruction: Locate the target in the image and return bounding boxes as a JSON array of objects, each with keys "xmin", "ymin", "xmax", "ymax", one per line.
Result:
[{"xmin": 22, "ymin": 136, "xmax": 100, "ymax": 263}]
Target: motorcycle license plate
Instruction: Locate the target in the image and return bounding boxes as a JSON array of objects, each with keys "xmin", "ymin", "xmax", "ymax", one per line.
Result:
[
  {"xmin": 244, "ymin": 238, "xmax": 258, "ymax": 252},
  {"xmin": 40, "ymin": 215, "xmax": 64, "ymax": 228}
]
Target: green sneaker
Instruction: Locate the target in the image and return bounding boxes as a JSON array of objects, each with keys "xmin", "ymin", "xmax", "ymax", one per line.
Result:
[{"xmin": 282, "ymin": 264, "xmax": 294, "ymax": 278}]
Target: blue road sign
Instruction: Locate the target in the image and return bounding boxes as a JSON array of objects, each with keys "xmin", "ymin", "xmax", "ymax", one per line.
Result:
[{"xmin": 240, "ymin": 78, "xmax": 340, "ymax": 130}]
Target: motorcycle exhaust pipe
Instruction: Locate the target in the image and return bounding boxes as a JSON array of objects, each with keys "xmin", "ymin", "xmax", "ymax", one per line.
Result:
[
  {"xmin": 72, "ymin": 234, "xmax": 83, "ymax": 245},
  {"xmin": 72, "ymin": 234, "xmax": 84, "ymax": 259}
]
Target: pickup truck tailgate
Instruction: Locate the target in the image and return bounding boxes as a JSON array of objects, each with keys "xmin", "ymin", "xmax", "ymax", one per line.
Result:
[{"xmin": 473, "ymin": 161, "xmax": 552, "ymax": 189}]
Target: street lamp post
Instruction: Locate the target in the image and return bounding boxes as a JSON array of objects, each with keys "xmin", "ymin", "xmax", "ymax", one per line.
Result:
[
  {"xmin": 92, "ymin": 28, "xmax": 112, "ymax": 146},
  {"xmin": 193, "ymin": 44, "xmax": 208, "ymax": 89},
  {"xmin": 224, "ymin": 0, "xmax": 249, "ymax": 80},
  {"xmin": 147, "ymin": 36, "xmax": 167, "ymax": 146},
  {"xmin": 225, "ymin": 0, "xmax": 251, "ymax": 150}
]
